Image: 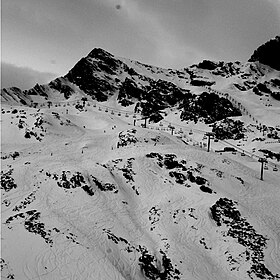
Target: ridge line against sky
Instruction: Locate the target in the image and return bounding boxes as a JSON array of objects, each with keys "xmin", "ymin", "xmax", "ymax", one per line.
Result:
[{"xmin": 1, "ymin": 0, "xmax": 280, "ymax": 89}]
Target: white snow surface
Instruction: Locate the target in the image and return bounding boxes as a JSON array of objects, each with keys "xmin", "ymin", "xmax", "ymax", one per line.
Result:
[{"xmin": 1, "ymin": 102, "xmax": 280, "ymax": 280}]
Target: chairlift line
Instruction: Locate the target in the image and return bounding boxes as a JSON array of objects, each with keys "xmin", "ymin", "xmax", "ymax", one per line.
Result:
[{"xmin": 33, "ymin": 96, "xmax": 279, "ymax": 171}]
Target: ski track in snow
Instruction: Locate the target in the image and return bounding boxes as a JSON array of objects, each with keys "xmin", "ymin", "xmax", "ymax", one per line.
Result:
[{"xmin": 1, "ymin": 104, "xmax": 280, "ymax": 280}]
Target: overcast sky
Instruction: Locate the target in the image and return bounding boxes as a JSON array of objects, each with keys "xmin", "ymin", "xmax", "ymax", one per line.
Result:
[{"xmin": 2, "ymin": 0, "xmax": 280, "ymax": 89}]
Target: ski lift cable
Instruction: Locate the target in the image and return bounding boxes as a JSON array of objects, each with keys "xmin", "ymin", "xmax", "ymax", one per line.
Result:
[{"xmin": 35, "ymin": 97, "xmax": 278, "ymax": 169}]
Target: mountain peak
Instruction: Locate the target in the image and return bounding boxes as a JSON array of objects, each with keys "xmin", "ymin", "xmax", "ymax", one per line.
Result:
[
  {"xmin": 87, "ymin": 48, "xmax": 114, "ymax": 59},
  {"xmin": 249, "ymin": 36, "xmax": 280, "ymax": 70}
]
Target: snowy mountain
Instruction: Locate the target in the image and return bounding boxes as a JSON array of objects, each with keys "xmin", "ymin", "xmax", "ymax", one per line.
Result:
[{"xmin": 1, "ymin": 37, "xmax": 280, "ymax": 280}]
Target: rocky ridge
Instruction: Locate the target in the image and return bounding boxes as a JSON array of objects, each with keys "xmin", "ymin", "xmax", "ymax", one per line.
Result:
[{"xmin": 1, "ymin": 37, "xmax": 280, "ymax": 126}]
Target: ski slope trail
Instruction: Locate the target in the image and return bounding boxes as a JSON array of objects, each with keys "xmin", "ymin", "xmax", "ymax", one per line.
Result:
[{"xmin": 1, "ymin": 104, "xmax": 280, "ymax": 280}]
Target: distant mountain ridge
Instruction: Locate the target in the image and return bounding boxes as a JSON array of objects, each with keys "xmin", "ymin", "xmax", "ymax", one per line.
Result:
[{"xmin": 1, "ymin": 36, "xmax": 280, "ymax": 123}]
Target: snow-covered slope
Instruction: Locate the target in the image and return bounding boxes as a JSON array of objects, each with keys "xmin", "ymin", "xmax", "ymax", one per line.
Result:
[
  {"xmin": 1, "ymin": 101, "xmax": 280, "ymax": 280},
  {"xmin": 1, "ymin": 36, "xmax": 280, "ymax": 280}
]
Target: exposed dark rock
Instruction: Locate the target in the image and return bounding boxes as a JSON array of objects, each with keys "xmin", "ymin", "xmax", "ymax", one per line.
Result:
[
  {"xmin": 65, "ymin": 57, "xmax": 115, "ymax": 101},
  {"xmin": 118, "ymin": 78, "xmax": 145, "ymax": 106},
  {"xmin": 56, "ymin": 171, "xmax": 88, "ymax": 190},
  {"xmin": 146, "ymin": 152, "xmax": 164, "ymax": 161},
  {"xmin": 91, "ymin": 175, "xmax": 117, "ymax": 192},
  {"xmin": 212, "ymin": 62, "xmax": 241, "ymax": 77},
  {"xmin": 249, "ymin": 36, "xmax": 280, "ymax": 70},
  {"xmin": 149, "ymin": 111, "xmax": 164, "ymax": 123},
  {"xmin": 138, "ymin": 247, "xmax": 181, "ymax": 280},
  {"xmin": 200, "ymin": 185, "xmax": 213, "ymax": 193},
  {"xmin": 146, "ymin": 153, "xmax": 210, "ymax": 188},
  {"xmin": 271, "ymin": 91, "xmax": 280, "ymax": 101},
  {"xmin": 210, "ymin": 198, "xmax": 280, "ymax": 279},
  {"xmin": 180, "ymin": 92, "xmax": 241, "ymax": 124},
  {"xmin": 212, "ymin": 118, "xmax": 245, "ymax": 140},
  {"xmin": 24, "ymin": 84, "xmax": 48, "ymax": 97},
  {"xmin": 190, "ymin": 79, "xmax": 216, "ymax": 87},
  {"xmin": 164, "ymin": 154, "xmax": 184, "ymax": 170},
  {"xmin": 87, "ymin": 48, "xmax": 121, "ymax": 72},
  {"xmin": 117, "ymin": 129, "xmax": 138, "ymax": 147},
  {"xmin": 169, "ymin": 171, "xmax": 187, "ymax": 184},
  {"xmin": 1, "ymin": 169, "xmax": 17, "ymax": 192},
  {"xmin": 121, "ymin": 158, "xmax": 136, "ymax": 183},
  {"xmin": 195, "ymin": 176, "xmax": 207, "ymax": 185},
  {"xmin": 12, "ymin": 191, "xmax": 36, "ymax": 212},
  {"xmin": 1, "ymin": 151, "xmax": 20, "ymax": 160},
  {"xmin": 82, "ymin": 184, "xmax": 95, "ymax": 196},
  {"xmin": 5, "ymin": 210, "xmax": 54, "ymax": 245},
  {"xmin": 49, "ymin": 78, "xmax": 75, "ymax": 99},
  {"xmin": 197, "ymin": 60, "xmax": 218, "ymax": 70}
]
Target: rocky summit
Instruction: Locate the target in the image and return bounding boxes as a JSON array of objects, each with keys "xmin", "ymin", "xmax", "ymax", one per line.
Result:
[{"xmin": 249, "ymin": 36, "xmax": 280, "ymax": 71}]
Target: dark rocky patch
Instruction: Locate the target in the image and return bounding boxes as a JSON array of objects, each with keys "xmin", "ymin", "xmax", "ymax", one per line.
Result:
[
  {"xmin": 210, "ymin": 198, "xmax": 280, "ymax": 279},
  {"xmin": 1, "ymin": 169, "xmax": 17, "ymax": 192},
  {"xmin": 103, "ymin": 229, "xmax": 136, "ymax": 253},
  {"xmin": 129, "ymin": 78, "xmax": 189, "ymax": 119},
  {"xmin": 91, "ymin": 175, "xmax": 117, "ymax": 193},
  {"xmin": 200, "ymin": 185, "xmax": 213, "ymax": 194},
  {"xmin": 186, "ymin": 171, "xmax": 208, "ymax": 186},
  {"xmin": 116, "ymin": 158, "xmax": 139, "ymax": 195},
  {"xmin": 212, "ymin": 118, "xmax": 246, "ymax": 140},
  {"xmin": 5, "ymin": 210, "xmax": 54, "ymax": 245},
  {"xmin": 49, "ymin": 78, "xmax": 75, "ymax": 99},
  {"xmin": 1, "ymin": 151, "xmax": 20, "ymax": 160},
  {"xmin": 190, "ymin": 79, "xmax": 215, "ymax": 87},
  {"xmin": 249, "ymin": 36, "xmax": 280, "ymax": 71},
  {"xmin": 65, "ymin": 57, "xmax": 115, "ymax": 101},
  {"xmin": 118, "ymin": 78, "xmax": 145, "ymax": 106},
  {"xmin": 138, "ymin": 247, "xmax": 181, "ymax": 280},
  {"xmin": 199, "ymin": 237, "xmax": 211, "ymax": 250},
  {"xmin": 2, "ymin": 199, "xmax": 11, "ymax": 207},
  {"xmin": 180, "ymin": 92, "xmax": 241, "ymax": 124},
  {"xmin": 146, "ymin": 153, "xmax": 210, "ymax": 188},
  {"xmin": 146, "ymin": 152, "xmax": 163, "ymax": 161},
  {"xmin": 15, "ymin": 113, "xmax": 46, "ymax": 141},
  {"xmin": 12, "ymin": 191, "xmax": 36, "ymax": 211},
  {"xmin": 47, "ymin": 171, "xmax": 96, "ymax": 196},
  {"xmin": 163, "ymin": 154, "xmax": 186, "ymax": 170},
  {"xmin": 117, "ymin": 129, "xmax": 138, "ymax": 147},
  {"xmin": 81, "ymin": 184, "xmax": 95, "ymax": 196},
  {"xmin": 149, "ymin": 206, "xmax": 162, "ymax": 231},
  {"xmin": 64, "ymin": 231, "xmax": 80, "ymax": 246},
  {"xmin": 211, "ymin": 62, "xmax": 241, "ymax": 77},
  {"xmin": 235, "ymin": 177, "xmax": 245, "ymax": 185},
  {"xmin": 211, "ymin": 168, "xmax": 224, "ymax": 178},
  {"xmin": 121, "ymin": 158, "xmax": 136, "ymax": 183},
  {"xmin": 169, "ymin": 171, "xmax": 187, "ymax": 184},
  {"xmin": 234, "ymin": 83, "xmax": 249, "ymax": 91},
  {"xmin": 196, "ymin": 60, "xmax": 218, "ymax": 70},
  {"xmin": 0, "ymin": 258, "xmax": 15, "ymax": 279},
  {"xmin": 194, "ymin": 175, "xmax": 207, "ymax": 185},
  {"xmin": 253, "ymin": 82, "xmax": 272, "ymax": 96},
  {"xmin": 56, "ymin": 171, "xmax": 86, "ymax": 189},
  {"xmin": 24, "ymin": 83, "xmax": 48, "ymax": 98}
]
